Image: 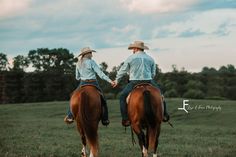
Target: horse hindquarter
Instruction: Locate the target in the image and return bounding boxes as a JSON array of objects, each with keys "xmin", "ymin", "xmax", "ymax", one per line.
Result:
[{"xmin": 71, "ymin": 87, "xmax": 102, "ymax": 157}]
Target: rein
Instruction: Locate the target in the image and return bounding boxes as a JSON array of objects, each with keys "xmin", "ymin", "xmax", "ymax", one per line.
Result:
[{"xmin": 131, "ymin": 128, "xmax": 136, "ymax": 145}]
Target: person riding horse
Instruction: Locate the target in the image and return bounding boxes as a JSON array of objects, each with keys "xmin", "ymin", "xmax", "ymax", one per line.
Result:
[
  {"xmin": 112, "ymin": 41, "xmax": 170, "ymax": 127},
  {"xmin": 64, "ymin": 47, "xmax": 115, "ymax": 126}
]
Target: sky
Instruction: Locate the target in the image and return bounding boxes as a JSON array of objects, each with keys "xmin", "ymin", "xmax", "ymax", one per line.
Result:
[{"xmin": 0, "ymin": 0, "xmax": 236, "ymax": 72}]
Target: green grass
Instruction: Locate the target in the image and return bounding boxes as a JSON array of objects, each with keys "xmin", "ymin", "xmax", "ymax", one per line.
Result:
[{"xmin": 0, "ymin": 99, "xmax": 236, "ymax": 157}]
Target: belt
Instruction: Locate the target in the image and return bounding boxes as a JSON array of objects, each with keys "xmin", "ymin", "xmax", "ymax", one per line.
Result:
[{"xmin": 81, "ymin": 79, "xmax": 97, "ymax": 82}]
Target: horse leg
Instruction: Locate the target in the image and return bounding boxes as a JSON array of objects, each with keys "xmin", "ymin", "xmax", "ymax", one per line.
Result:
[
  {"xmin": 153, "ymin": 125, "xmax": 161, "ymax": 157},
  {"xmin": 88, "ymin": 132, "xmax": 98, "ymax": 157},
  {"xmin": 138, "ymin": 132, "xmax": 148, "ymax": 157},
  {"xmin": 133, "ymin": 125, "xmax": 148, "ymax": 157},
  {"xmin": 77, "ymin": 124, "xmax": 87, "ymax": 157},
  {"xmin": 81, "ymin": 135, "xmax": 87, "ymax": 157},
  {"xmin": 89, "ymin": 142, "xmax": 98, "ymax": 157}
]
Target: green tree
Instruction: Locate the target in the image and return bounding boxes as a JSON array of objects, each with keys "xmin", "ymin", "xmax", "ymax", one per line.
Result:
[
  {"xmin": 12, "ymin": 55, "xmax": 29, "ymax": 71},
  {"xmin": 183, "ymin": 89, "xmax": 205, "ymax": 99},
  {"xmin": 28, "ymin": 48, "xmax": 75, "ymax": 73},
  {"xmin": 0, "ymin": 53, "xmax": 8, "ymax": 71},
  {"xmin": 162, "ymin": 80, "xmax": 179, "ymax": 97},
  {"xmin": 50, "ymin": 48, "xmax": 76, "ymax": 73},
  {"xmin": 201, "ymin": 66, "xmax": 217, "ymax": 75},
  {"xmin": 171, "ymin": 64, "xmax": 178, "ymax": 73},
  {"xmin": 219, "ymin": 65, "xmax": 228, "ymax": 74},
  {"xmin": 183, "ymin": 80, "xmax": 205, "ymax": 99},
  {"xmin": 185, "ymin": 80, "xmax": 204, "ymax": 91},
  {"xmin": 226, "ymin": 64, "xmax": 236, "ymax": 73},
  {"xmin": 100, "ymin": 62, "xmax": 108, "ymax": 73}
]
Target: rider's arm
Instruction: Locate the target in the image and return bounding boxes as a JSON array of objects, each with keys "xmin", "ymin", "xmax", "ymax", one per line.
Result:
[
  {"xmin": 115, "ymin": 58, "xmax": 130, "ymax": 83},
  {"xmin": 91, "ymin": 60, "xmax": 112, "ymax": 83},
  {"xmin": 152, "ymin": 62, "xmax": 156, "ymax": 79},
  {"xmin": 75, "ymin": 64, "xmax": 81, "ymax": 81}
]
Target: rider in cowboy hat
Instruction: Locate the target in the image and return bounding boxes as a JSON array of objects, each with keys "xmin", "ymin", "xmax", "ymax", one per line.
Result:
[
  {"xmin": 64, "ymin": 47, "xmax": 115, "ymax": 126},
  {"xmin": 112, "ymin": 41, "xmax": 170, "ymax": 127}
]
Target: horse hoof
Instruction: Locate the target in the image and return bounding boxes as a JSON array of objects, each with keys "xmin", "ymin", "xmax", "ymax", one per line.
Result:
[{"xmin": 81, "ymin": 152, "xmax": 86, "ymax": 157}]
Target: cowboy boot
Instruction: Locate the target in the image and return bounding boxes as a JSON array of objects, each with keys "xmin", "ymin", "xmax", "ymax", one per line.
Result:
[
  {"xmin": 163, "ymin": 100, "xmax": 170, "ymax": 122},
  {"xmin": 101, "ymin": 96, "xmax": 110, "ymax": 126},
  {"xmin": 121, "ymin": 103, "xmax": 130, "ymax": 127},
  {"xmin": 64, "ymin": 110, "xmax": 74, "ymax": 124}
]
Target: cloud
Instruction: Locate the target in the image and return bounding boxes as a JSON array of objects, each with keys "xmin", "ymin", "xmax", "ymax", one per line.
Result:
[
  {"xmin": 178, "ymin": 29, "xmax": 205, "ymax": 37},
  {"xmin": 112, "ymin": 25, "xmax": 137, "ymax": 33},
  {"xmin": 120, "ymin": 0, "xmax": 198, "ymax": 14},
  {"xmin": 152, "ymin": 29, "xmax": 176, "ymax": 38},
  {"xmin": 1, "ymin": 0, "xmax": 236, "ymax": 72},
  {"xmin": 151, "ymin": 9, "xmax": 236, "ymax": 39},
  {"xmin": 193, "ymin": 0, "xmax": 236, "ymax": 11},
  {"xmin": 0, "ymin": 0, "xmax": 30, "ymax": 18},
  {"xmin": 213, "ymin": 22, "xmax": 231, "ymax": 36}
]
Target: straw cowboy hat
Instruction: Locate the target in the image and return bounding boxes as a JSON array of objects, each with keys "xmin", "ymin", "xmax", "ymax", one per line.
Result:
[
  {"xmin": 78, "ymin": 47, "xmax": 96, "ymax": 57},
  {"xmin": 128, "ymin": 41, "xmax": 149, "ymax": 50}
]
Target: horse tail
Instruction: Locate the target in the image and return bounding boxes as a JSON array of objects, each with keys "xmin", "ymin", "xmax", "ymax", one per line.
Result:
[
  {"xmin": 143, "ymin": 90, "xmax": 156, "ymax": 128},
  {"xmin": 79, "ymin": 91, "xmax": 98, "ymax": 146}
]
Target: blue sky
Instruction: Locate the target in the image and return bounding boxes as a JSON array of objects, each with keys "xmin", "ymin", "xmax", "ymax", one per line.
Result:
[{"xmin": 0, "ymin": 0, "xmax": 236, "ymax": 72}]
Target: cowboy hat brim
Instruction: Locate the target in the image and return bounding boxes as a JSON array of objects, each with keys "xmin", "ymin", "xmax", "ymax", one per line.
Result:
[
  {"xmin": 78, "ymin": 49, "xmax": 96, "ymax": 57},
  {"xmin": 128, "ymin": 44, "xmax": 149, "ymax": 50}
]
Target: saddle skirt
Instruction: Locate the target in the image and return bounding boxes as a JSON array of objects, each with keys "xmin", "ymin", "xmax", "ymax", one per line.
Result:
[{"xmin": 126, "ymin": 83, "xmax": 152, "ymax": 104}]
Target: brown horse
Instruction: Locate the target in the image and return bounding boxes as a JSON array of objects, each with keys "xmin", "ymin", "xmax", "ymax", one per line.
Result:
[
  {"xmin": 127, "ymin": 84, "xmax": 163, "ymax": 157},
  {"xmin": 70, "ymin": 85, "xmax": 102, "ymax": 157}
]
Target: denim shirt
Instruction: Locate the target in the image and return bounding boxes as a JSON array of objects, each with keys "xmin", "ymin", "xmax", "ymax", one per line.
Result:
[
  {"xmin": 115, "ymin": 51, "xmax": 156, "ymax": 83},
  {"xmin": 76, "ymin": 58, "xmax": 112, "ymax": 83}
]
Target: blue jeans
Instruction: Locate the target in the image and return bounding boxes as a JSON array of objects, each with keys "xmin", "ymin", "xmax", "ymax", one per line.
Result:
[
  {"xmin": 119, "ymin": 80, "xmax": 162, "ymax": 120},
  {"xmin": 67, "ymin": 80, "xmax": 104, "ymax": 119}
]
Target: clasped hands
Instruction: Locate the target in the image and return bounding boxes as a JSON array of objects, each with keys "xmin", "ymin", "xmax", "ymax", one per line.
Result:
[{"xmin": 110, "ymin": 80, "xmax": 118, "ymax": 88}]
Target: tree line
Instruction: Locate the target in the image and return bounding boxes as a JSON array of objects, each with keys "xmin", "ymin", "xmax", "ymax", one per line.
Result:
[{"xmin": 0, "ymin": 48, "xmax": 236, "ymax": 104}]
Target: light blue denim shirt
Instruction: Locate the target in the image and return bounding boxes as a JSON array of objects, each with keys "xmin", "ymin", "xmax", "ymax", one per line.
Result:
[
  {"xmin": 115, "ymin": 51, "xmax": 156, "ymax": 83},
  {"xmin": 76, "ymin": 58, "xmax": 112, "ymax": 83}
]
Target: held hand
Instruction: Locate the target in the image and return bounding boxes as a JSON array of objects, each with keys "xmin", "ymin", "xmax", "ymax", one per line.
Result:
[
  {"xmin": 110, "ymin": 81, "xmax": 115, "ymax": 87},
  {"xmin": 111, "ymin": 80, "xmax": 118, "ymax": 88}
]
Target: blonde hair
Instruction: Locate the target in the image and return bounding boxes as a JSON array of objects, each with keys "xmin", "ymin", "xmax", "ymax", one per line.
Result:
[{"xmin": 78, "ymin": 53, "xmax": 91, "ymax": 67}]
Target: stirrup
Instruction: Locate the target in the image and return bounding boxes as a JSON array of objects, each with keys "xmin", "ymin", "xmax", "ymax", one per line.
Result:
[{"xmin": 163, "ymin": 114, "xmax": 170, "ymax": 122}]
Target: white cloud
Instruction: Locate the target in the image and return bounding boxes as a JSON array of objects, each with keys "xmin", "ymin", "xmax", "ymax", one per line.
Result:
[
  {"xmin": 120, "ymin": 0, "xmax": 198, "ymax": 14},
  {"xmin": 0, "ymin": 0, "xmax": 30, "ymax": 18},
  {"xmin": 96, "ymin": 30, "xmax": 236, "ymax": 72},
  {"xmin": 1, "ymin": 0, "xmax": 236, "ymax": 72},
  {"xmin": 152, "ymin": 9, "xmax": 236, "ymax": 38},
  {"xmin": 112, "ymin": 25, "xmax": 137, "ymax": 33}
]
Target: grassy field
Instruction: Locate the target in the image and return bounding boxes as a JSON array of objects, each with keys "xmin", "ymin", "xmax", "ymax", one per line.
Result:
[{"xmin": 0, "ymin": 98, "xmax": 236, "ymax": 157}]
